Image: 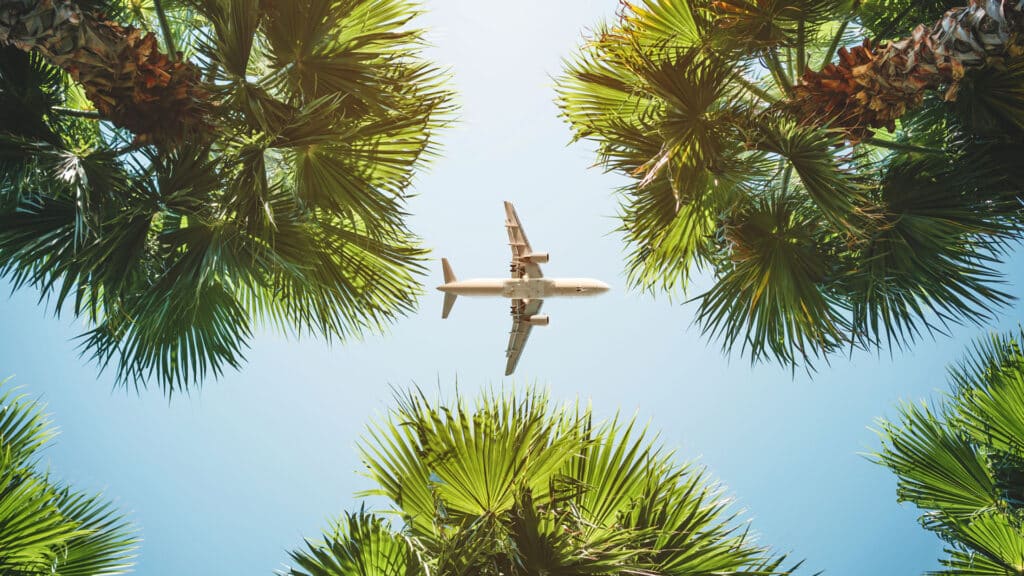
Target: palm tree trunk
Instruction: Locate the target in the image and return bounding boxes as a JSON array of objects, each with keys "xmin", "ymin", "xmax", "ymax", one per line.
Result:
[
  {"xmin": 793, "ymin": 0, "xmax": 1024, "ymax": 140},
  {"xmin": 0, "ymin": 0, "xmax": 207, "ymax": 144}
]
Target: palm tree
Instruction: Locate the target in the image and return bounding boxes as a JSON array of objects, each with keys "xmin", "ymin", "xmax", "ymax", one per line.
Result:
[
  {"xmin": 0, "ymin": 0, "xmax": 452, "ymax": 393},
  {"xmin": 876, "ymin": 327, "xmax": 1024, "ymax": 575},
  {"xmin": 281, "ymin": 388, "xmax": 800, "ymax": 576},
  {"xmin": 0, "ymin": 378, "xmax": 137, "ymax": 574},
  {"xmin": 558, "ymin": 1, "xmax": 1024, "ymax": 369}
]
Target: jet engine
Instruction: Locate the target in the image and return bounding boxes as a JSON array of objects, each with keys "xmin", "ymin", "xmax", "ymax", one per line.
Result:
[
  {"xmin": 523, "ymin": 252, "xmax": 549, "ymax": 263},
  {"xmin": 525, "ymin": 315, "xmax": 550, "ymax": 326}
]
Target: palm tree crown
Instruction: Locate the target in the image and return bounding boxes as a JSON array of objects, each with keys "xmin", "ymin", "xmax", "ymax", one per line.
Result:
[
  {"xmin": 877, "ymin": 327, "xmax": 1024, "ymax": 575},
  {"xmin": 0, "ymin": 0, "xmax": 453, "ymax": 393},
  {"xmin": 283, "ymin": 388, "xmax": 800, "ymax": 576},
  {"xmin": 558, "ymin": 0, "xmax": 1024, "ymax": 369}
]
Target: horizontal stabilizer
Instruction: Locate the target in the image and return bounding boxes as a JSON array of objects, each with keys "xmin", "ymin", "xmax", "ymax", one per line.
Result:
[{"xmin": 442, "ymin": 293, "xmax": 457, "ymax": 319}]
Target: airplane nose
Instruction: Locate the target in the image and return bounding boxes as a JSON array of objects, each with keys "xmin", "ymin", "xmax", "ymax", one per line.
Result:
[{"xmin": 597, "ymin": 281, "xmax": 611, "ymax": 293}]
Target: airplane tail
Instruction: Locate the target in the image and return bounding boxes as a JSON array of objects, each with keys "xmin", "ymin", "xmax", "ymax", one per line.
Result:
[
  {"xmin": 441, "ymin": 258, "xmax": 457, "ymax": 319},
  {"xmin": 442, "ymin": 258, "xmax": 457, "ymax": 284}
]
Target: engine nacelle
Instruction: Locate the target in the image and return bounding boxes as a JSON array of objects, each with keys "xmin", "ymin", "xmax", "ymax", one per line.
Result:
[
  {"xmin": 525, "ymin": 315, "xmax": 550, "ymax": 326},
  {"xmin": 523, "ymin": 252, "xmax": 549, "ymax": 263}
]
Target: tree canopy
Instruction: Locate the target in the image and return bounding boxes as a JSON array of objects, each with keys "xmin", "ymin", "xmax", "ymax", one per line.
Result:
[
  {"xmin": 559, "ymin": 0, "xmax": 1024, "ymax": 369},
  {"xmin": 0, "ymin": 0, "xmax": 452, "ymax": 393},
  {"xmin": 282, "ymin": 388, "xmax": 801, "ymax": 576}
]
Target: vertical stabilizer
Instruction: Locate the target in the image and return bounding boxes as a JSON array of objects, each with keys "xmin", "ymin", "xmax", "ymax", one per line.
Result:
[{"xmin": 442, "ymin": 258, "xmax": 457, "ymax": 283}]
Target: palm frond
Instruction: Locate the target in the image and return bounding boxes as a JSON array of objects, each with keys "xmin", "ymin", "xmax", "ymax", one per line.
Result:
[
  {"xmin": 282, "ymin": 510, "xmax": 415, "ymax": 576},
  {"xmin": 694, "ymin": 191, "xmax": 848, "ymax": 366},
  {"xmin": 878, "ymin": 328, "xmax": 1024, "ymax": 573},
  {"xmin": 876, "ymin": 401, "xmax": 999, "ymax": 529},
  {"xmin": 0, "ymin": 379, "xmax": 137, "ymax": 574}
]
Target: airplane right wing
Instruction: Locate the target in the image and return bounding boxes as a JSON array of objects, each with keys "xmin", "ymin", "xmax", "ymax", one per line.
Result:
[{"xmin": 505, "ymin": 298, "xmax": 542, "ymax": 376}]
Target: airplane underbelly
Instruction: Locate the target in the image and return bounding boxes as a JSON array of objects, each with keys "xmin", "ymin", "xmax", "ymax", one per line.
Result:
[{"xmin": 503, "ymin": 279, "xmax": 550, "ymax": 299}]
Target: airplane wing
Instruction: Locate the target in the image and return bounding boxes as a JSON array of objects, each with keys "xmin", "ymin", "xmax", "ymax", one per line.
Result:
[
  {"xmin": 505, "ymin": 298, "xmax": 542, "ymax": 376},
  {"xmin": 504, "ymin": 201, "xmax": 543, "ymax": 279}
]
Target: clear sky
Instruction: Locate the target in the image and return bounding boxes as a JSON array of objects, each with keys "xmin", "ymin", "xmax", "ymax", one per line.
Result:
[{"xmin": 2, "ymin": 2, "xmax": 1023, "ymax": 575}]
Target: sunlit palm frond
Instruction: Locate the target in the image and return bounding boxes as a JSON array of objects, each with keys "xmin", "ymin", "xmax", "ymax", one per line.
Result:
[
  {"xmin": 54, "ymin": 489, "xmax": 138, "ymax": 576},
  {"xmin": 374, "ymin": 389, "xmax": 582, "ymax": 521},
  {"xmin": 283, "ymin": 511, "xmax": 416, "ymax": 576},
  {"xmin": 619, "ymin": 0, "xmax": 707, "ymax": 50},
  {"xmin": 950, "ymin": 329, "xmax": 1024, "ymax": 459},
  {"xmin": 937, "ymin": 513, "xmax": 1024, "ymax": 576},
  {"xmin": 710, "ymin": 0, "xmax": 842, "ymax": 52},
  {"xmin": 876, "ymin": 401, "xmax": 999, "ymax": 529},
  {"xmin": 0, "ymin": 379, "xmax": 136, "ymax": 575}
]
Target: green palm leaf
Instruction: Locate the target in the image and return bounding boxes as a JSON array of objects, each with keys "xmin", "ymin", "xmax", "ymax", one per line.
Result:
[{"xmin": 284, "ymin": 511, "xmax": 417, "ymax": 576}]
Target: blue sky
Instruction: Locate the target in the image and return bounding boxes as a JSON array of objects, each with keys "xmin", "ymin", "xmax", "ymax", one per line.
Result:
[{"xmin": 2, "ymin": 1, "xmax": 1023, "ymax": 574}]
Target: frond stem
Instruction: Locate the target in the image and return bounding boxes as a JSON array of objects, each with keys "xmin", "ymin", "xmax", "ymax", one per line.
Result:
[
  {"xmin": 821, "ymin": 20, "xmax": 849, "ymax": 70},
  {"xmin": 796, "ymin": 19, "xmax": 806, "ymax": 76},
  {"xmin": 52, "ymin": 106, "xmax": 102, "ymax": 119},
  {"xmin": 766, "ymin": 48, "xmax": 793, "ymax": 96},
  {"xmin": 734, "ymin": 74, "xmax": 779, "ymax": 104},
  {"xmin": 153, "ymin": 0, "xmax": 178, "ymax": 60},
  {"xmin": 864, "ymin": 137, "xmax": 947, "ymax": 155}
]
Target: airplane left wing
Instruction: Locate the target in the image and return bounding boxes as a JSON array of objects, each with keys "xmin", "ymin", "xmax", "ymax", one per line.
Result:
[
  {"xmin": 505, "ymin": 201, "xmax": 543, "ymax": 279},
  {"xmin": 505, "ymin": 298, "xmax": 542, "ymax": 375}
]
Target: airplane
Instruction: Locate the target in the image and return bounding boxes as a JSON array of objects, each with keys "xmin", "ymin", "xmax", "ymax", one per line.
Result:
[{"xmin": 437, "ymin": 201, "xmax": 610, "ymax": 375}]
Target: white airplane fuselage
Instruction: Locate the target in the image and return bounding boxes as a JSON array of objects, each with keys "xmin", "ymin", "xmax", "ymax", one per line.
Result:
[{"xmin": 438, "ymin": 277, "xmax": 609, "ymax": 299}]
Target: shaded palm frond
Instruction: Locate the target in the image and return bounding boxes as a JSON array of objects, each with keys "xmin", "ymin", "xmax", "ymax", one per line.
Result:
[{"xmin": 694, "ymin": 191, "xmax": 849, "ymax": 367}]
